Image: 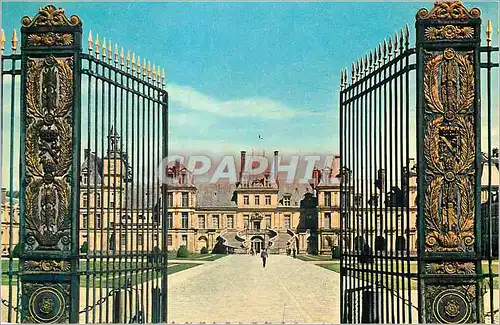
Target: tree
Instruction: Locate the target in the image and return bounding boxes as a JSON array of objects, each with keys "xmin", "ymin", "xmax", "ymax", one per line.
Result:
[
  {"xmin": 176, "ymin": 245, "xmax": 189, "ymax": 258},
  {"xmin": 80, "ymin": 241, "xmax": 89, "ymax": 254},
  {"xmin": 10, "ymin": 244, "xmax": 20, "ymax": 258}
]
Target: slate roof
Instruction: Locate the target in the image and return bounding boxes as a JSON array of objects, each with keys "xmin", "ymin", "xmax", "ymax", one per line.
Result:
[
  {"xmin": 196, "ymin": 183, "xmax": 237, "ymax": 208},
  {"xmin": 80, "ymin": 151, "xmax": 103, "ymax": 186}
]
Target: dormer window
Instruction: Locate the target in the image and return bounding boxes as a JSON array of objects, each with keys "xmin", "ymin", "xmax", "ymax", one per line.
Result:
[{"xmin": 283, "ymin": 196, "xmax": 291, "ymax": 206}]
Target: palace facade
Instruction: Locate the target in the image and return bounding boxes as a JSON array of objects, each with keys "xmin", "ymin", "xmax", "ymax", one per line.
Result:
[{"xmin": 1, "ymin": 129, "xmax": 498, "ymax": 256}]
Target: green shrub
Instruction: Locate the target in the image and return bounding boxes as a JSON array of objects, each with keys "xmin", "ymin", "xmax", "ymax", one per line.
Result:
[
  {"xmin": 200, "ymin": 246, "xmax": 208, "ymax": 254},
  {"xmin": 176, "ymin": 245, "xmax": 189, "ymax": 258},
  {"xmin": 10, "ymin": 243, "xmax": 20, "ymax": 258},
  {"xmin": 80, "ymin": 241, "xmax": 89, "ymax": 254},
  {"xmin": 332, "ymin": 246, "xmax": 341, "ymax": 259}
]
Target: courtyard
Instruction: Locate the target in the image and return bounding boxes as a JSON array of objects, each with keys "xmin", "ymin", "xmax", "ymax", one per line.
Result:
[{"xmin": 167, "ymin": 255, "xmax": 341, "ymax": 323}]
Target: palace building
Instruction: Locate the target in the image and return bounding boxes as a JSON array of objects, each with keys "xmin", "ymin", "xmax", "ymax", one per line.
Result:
[{"xmin": 1, "ymin": 129, "xmax": 498, "ymax": 256}]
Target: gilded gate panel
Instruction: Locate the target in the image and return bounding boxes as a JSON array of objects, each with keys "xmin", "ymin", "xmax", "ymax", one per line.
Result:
[{"xmin": 416, "ymin": 1, "xmax": 483, "ymax": 323}]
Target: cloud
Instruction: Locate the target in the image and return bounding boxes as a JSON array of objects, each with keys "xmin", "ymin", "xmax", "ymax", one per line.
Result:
[{"xmin": 167, "ymin": 83, "xmax": 323, "ymax": 119}]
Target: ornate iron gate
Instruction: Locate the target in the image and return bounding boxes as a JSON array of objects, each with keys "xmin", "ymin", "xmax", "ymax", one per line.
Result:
[
  {"xmin": 339, "ymin": 1, "xmax": 498, "ymax": 323},
  {"xmin": 1, "ymin": 5, "xmax": 168, "ymax": 323}
]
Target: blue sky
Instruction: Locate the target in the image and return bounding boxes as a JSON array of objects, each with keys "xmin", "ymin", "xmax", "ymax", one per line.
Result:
[{"xmin": 1, "ymin": 1, "xmax": 499, "ymax": 158}]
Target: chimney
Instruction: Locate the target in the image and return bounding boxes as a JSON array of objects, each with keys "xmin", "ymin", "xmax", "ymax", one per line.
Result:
[
  {"xmin": 273, "ymin": 151, "xmax": 278, "ymax": 184},
  {"xmin": 175, "ymin": 159, "xmax": 181, "ymax": 178},
  {"xmin": 312, "ymin": 167, "xmax": 319, "ymax": 188},
  {"xmin": 333, "ymin": 155, "xmax": 340, "ymax": 177},
  {"xmin": 240, "ymin": 151, "xmax": 246, "ymax": 182}
]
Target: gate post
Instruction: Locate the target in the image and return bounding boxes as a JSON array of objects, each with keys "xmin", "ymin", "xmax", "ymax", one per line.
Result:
[
  {"xmin": 416, "ymin": 1, "xmax": 483, "ymax": 323},
  {"xmin": 19, "ymin": 5, "xmax": 82, "ymax": 323}
]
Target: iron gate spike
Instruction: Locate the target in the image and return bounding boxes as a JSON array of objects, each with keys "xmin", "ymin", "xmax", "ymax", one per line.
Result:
[
  {"xmin": 388, "ymin": 37, "xmax": 393, "ymax": 56},
  {"xmin": 11, "ymin": 30, "xmax": 17, "ymax": 53},
  {"xmin": 157, "ymin": 66, "xmax": 161, "ymax": 83},
  {"xmin": 88, "ymin": 30, "xmax": 93, "ymax": 54},
  {"xmin": 137, "ymin": 56, "xmax": 141, "ymax": 76},
  {"xmin": 131, "ymin": 52, "xmax": 136, "ymax": 72},
  {"xmin": 143, "ymin": 58, "xmax": 147, "ymax": 78},
  {"xmin": 399, "ymin": 29, "xmax": 404, "ymax": 49},
  {"xmin": 102, "ymin": 37, "xmax": 106, "ymax": 58},
  {"xmin": 162, "ymin": 68, "xmax": 166, "ymax": 87},
  {"xmin": 120, "ymin": 47, "xmax": 125, "ymax": 68},
  {"xmin": 114, "ymin": 44, "xmax": 119, "ymax": 66},
  {"xmin": 405, "ymin": 24, "xmax": 409, "ymax": 41},
  {"xmin": 0, "ymin": 29, "xmax": 5, "ymax": 54},
  {"xmin": 95, "ymin": 34, "xmax": 100, "ymax": 56},
  {"xmin": 394, "ymin": 32, "xmax": 399, "ymax": 54},
  {"xmin": 108, "ymin": 40, "xmax": 112, "ymax": 63},
  {"xmin": 487, "ymin": 20, "xmax": 492, "ymax": 45}
]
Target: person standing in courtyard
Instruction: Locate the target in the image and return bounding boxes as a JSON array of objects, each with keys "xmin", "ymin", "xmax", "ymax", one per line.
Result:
[{"xmin": 260, "ymin": 248, "xmax": 269, "ymax": 268}]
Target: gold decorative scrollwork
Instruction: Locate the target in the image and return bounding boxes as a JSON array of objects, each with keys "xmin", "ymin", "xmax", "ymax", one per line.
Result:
[
  {"xmin": 21, "ymin": 5, "xmax": 81, "ymax": 28},
  {"xmin": 24, "ymin": 260, "xmax": 71, "ymax": 272},
  {"xmin": 423, "ymin": 48, "xmax": 476, "ymax": 253},
  {"xmin": 25, "ymin": 56, "xmax": 74, "ymax": 251},
  {"xmin": 425, "ymin": 25, "xmax": 474, "ymax": 40},
  {"xmin": 426, "ymin": 262, "xmax": 475, "ymax": 274},
  {"xmin": 27, "ymin": 33, "xmax": 73, "ymax": 47},
  {"xmin": 417, "ymin": 1, "xmax": 480, "ymax": 20}
]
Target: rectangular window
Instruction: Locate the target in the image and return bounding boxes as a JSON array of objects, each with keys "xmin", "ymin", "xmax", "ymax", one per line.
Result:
[
  {"xmin": 324, "ymin": 212, "xmax": 331, "ymax": 228},
  {"xmin": 121, "ymin": 234, "xmax": 127, "ymax": 246},
  {"xmin": 82, "ymin": 214, "xmax": 88, "ymax": 228},
  {"xmin": 95, "ymin": 213, "xmax": 101, "ymax": 228},
  {"xmin": 243, "ymin": 195, "xmax": 249, "ymax": 205},
  {"xmin": 243, "ymin": 215, "xmax": 249, "ymax": 228},
  {"xmin": 83, "ymin": 173, "xmax": 89, "ymax": 185},
  {"xmin": 253, "ymin": 220, "xmax": 260, "ymax": 230},
  {"xmin": 137, "ymin": 233, "xmax": 143, "ymax": 245},
  {"xmin": 227, "ymin": 215, "xmax": 234, "ymax": 228},
  {"xmin": 167, "ymin": 212, "xmax": 173, "ymax": 228},
  {"xmin": 82, "ymin": 192, "xmax": 88, "ymax": 208},
  {"xmin": 284, "ymin": 215, "xmax": 291, "ymax": 229},
  {"xmin": 265, "ymin": 215, "xmax": 271, "ymax": 228},
  {"xmin": 324, "ymin": 192, "xmax": 331, "ymax": 207},
  {"xmin": 283, "ymin": 196, "xmax": 291, "ymax": 206},
  {"xmin": 153, "ymin": 233, "xmax": 159, "ymax": 243},
  {"xmin": 198, "ymin": 215, "xmax": 206, "ymax": 229},
  {"xmin": 182, "ymin": 235, "xmax": 188, "ymax": 245},
  {"xmin": 181, "ymin": 212, "xmax": 189, "ymax": 229},
  {"xmin": 254, "ymin": 195, "xmax": 260, "ymax": 205},
  {"xmin": 265, "ymin": 195, "xmax": 271, "ymax": 205},
  {"xmin": 110, "ymin": 192, "xmax": 115, "ymax": 207},
  {"xmin": 167, "ymin": 234, "xmax": 173, "ymax": 246},
  {"xmin": 96, "ymin": 193, "xmax": 101, "ymax": 208},
  {"xmin": 212, "ymin": 215, "xmax": 220, "ymax": 228},
  {"xmin": 182, "ymin": 193, "xmax": 189, "ymax": 207},
  {"xmin": 167, "ymin": 192, "xmax": 173, "ymax": 207}
]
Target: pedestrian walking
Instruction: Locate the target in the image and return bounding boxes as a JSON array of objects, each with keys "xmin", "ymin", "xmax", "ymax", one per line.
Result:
[{"xmin": 260, "ymin": 248, "xmax": 269, "ymax": 268}]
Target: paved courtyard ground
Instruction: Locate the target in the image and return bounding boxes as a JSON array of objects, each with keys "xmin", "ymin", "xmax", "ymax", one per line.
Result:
[{"xmin": 167, "ymin": 255, "xmax": 341, "ymax": 323}]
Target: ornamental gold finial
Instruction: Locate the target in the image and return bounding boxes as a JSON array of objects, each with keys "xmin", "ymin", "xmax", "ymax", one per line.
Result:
[
  {"xmin": 388, "ymin": 37, "xmax": 393, "ymax": 57},
  {"xmin": 399, "ymin": 29, "xmax": 404, "ymax": 50},
  {"xmin": 351, "ymin": 63, "xmax": 355, "ymax": 82},
  {"xmin": 369, "ymin": 51, "xmax": 374, "ymax": 71},
  {"xmin": 102, "ymin": 37, "xmax": 107, "ymax": 59},
  {"xmin": 162, "ymin": 68, "xmax": 166, "ymax": 87},
  {"xmin": 0, "ymin": 30, "xmax": 5, "ymax": 54},
  {"xmin": 88, "ymin": 30, "xmax": 93, "ymax": 54},
  {"xmin": 143, "ymin": 59, "xmax": 147, "ymax": 78},
  {"xmin": 120, "ymin": 48, "xmax": 125, "ymax": 69},
  {"xmin": 378, "ymin": 43, "xmax": 382, "ymax": 63},
  {"xmin": 11, "ymin": 29, "xmax": 17, "ymax": 53},
  {"xmin": 131, "ymin": 53, "xmax": 135, "ymax": 72},
  {"xmin": 152, "ymin": 64, "xmax": 157, "ymax": 84},
  {"xmin": 383, "ymin": 39, "xmax": 388, "ymax": 59},
  {"xmin": 147, "ymin": 61, "xmax": 152, "ymax": 80},
  {"xmin": 114, "ymin": 44, "xmax": 119, "ymax": 67},
  {"xmin": 137, "ymin": 56, "xmax": 141, "ymax": 77},
  {"xmin": 486, "ymin": 20, "xmax": 492, "ymax": 46},
  {"xmin": 95, "ymin": 34, "xmax": 100, "ymax": 57},
  {"xmin": 405, "ymin": 24, "xmax": 409, "ymax": 42},
  {"xmin": 394, "ymin": 32, "xmax": 399, "ymax": 54},
  {"xmin": 108, "ymin": 40, "xmax": 112, "ymax": 63},
  {"xmin": 157, "ymin": 66, "xmax": 161, "ymax": 84}
]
